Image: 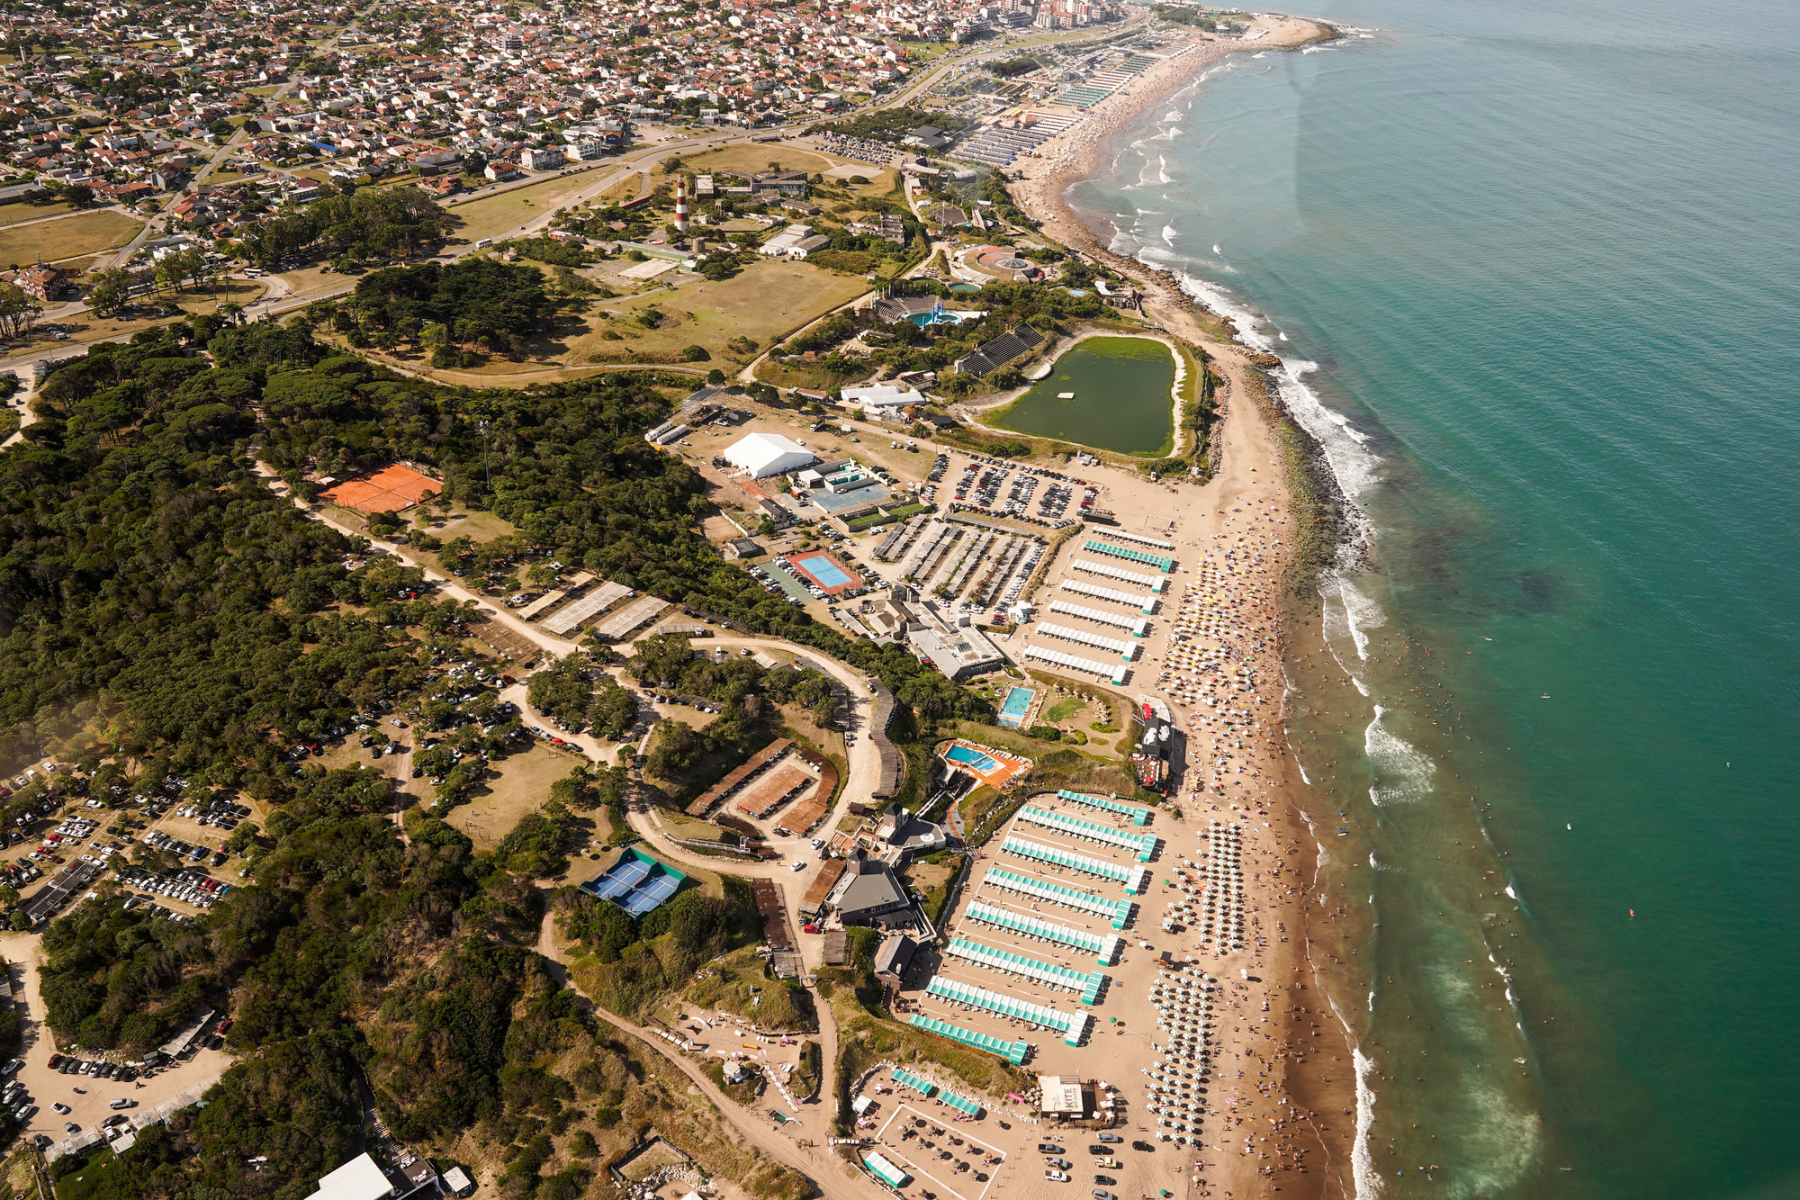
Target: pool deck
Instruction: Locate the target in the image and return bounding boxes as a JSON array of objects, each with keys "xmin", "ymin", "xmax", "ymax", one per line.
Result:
[
  {"xmin": 937, "ymin": 738, "xmax": 1031, "ymax": 790},
  {"xmin": 996, "ymin": 686, "xmax": 1041, "ymax": 730}
]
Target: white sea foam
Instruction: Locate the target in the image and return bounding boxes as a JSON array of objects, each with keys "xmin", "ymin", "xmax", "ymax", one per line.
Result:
[
  {"xmin": 1350, "ymin": 1047, "xmax": 1381, "ymax": 1198},
  {"xmin": 1162, "ymin": 224, "xmax": 1179, "ymax": 246},
  {"xmin": 1365, "ymin": 707, "xmax": 1436, "ymax": 806},
  {"xmin": 1336, "ymin": 576, "xmax": 1388, "ymax": 660},
  {"xmin": 1169, "ymin": 269, "xmax": 1382, "ymax": 557},
  {"xmin": 1449, "ymin": 1084, "xmax": 1543, "ymax": 1199}
]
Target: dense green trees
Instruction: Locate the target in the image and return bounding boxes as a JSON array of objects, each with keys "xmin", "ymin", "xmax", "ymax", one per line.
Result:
[
  {"xmin": 337, "ymin": 258, "xmax": 554, "ymax": 357},
  {"xmin": 237, "ymin": 185, "xmax": 455, "ymax": 268},
  {"xmin": 526, "ymin": 657, "xmax": 638, "ymax": 738},
  {"xmin": 0, "ymin": 275, "xmax": 986, "ymax": 1194}
]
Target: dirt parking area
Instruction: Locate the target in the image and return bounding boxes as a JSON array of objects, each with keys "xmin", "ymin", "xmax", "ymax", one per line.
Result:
[{"xmin": 3, "ymin": 948, "xmax": 236, "ymax": 1148}]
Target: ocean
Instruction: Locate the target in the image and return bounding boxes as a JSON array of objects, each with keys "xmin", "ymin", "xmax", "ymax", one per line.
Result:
[{"xmin": 1065, "ymin": 1, "xmax": 1800, "ymax": 1196}]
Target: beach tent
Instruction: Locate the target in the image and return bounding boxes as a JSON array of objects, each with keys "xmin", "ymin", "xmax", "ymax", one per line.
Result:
[{"xmin": 724, "ymin": 432, "xmax": 815, "ymax": 478}]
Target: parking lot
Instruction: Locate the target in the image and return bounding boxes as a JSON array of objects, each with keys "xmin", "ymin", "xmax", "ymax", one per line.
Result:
[{"xmin": 3, "ymin": 955, "xmax": 235, "ymax": 1151}]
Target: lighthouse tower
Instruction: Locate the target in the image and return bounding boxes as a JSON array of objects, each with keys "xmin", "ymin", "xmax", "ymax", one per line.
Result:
[{"xmin": 674, "ymin": 176, "xmax": 689, "ymax": 234}]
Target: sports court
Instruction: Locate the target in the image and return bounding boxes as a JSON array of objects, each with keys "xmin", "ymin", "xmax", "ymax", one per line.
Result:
[
  {"xmin": 580, "ymin": 848, "xmax": 687, "ymax": 916},
  {"xmin": 319, "ymin": 463, "xmax": 441, "ymax": 514},
  {"xmin": 790, "ymin": 552, "xmax": 862, "ymax": 596},
  {"xmin": 938, "ymin": 739, "xmax": 1031, "ymax": 789}
]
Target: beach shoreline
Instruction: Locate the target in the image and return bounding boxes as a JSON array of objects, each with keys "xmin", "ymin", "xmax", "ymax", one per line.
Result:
[{"xmin": 999, "ymin": 15, "xmax": 1359, "ymax": 1199}]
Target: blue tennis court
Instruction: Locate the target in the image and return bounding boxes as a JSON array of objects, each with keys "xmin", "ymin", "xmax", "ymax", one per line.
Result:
[
  {"xmin": 581, "ymin": 849, "xmax": 687, "ymax": 917},
  {"xmin": 793, "ymin": 553, "xmax": 853, "ymax": 589}
]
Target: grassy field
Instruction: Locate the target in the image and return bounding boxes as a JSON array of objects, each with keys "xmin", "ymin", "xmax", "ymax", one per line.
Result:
[
  {"xmin": 676, "ymin": 945, "xmax": 814, "ymax": 1031},
  {"xmin": 753, "ymin": 356, "xmax": 875, "ymax": 390},
  {"xmin": 571, "ymin": 258, "xmax": 869, "ymax": 367},
  {"xmin": 444, "ymin": 742, "xmax": 572, "ymax": 853},
  {"xmin": 0, "ymin": 209, "xmax": 140, "ymax": 266},
  {"xmin": 0, "ymin": 200, "xmax": 74, "ymax": 227},
  {"xmin": 676, "ymin": 143, "xmax": 839, "ymax": 178},
  {"xmin": 0, "ymin": 278, "xmax": 267, "ymax": 360},
  {"xmin": 444, "ymin": 171, "xmax": 607, "ymax": 244}
]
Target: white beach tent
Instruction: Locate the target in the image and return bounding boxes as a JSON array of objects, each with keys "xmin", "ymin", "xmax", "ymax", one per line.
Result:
[{"xmin": 724, "ymin": 432, "xmax": 816, "ymax": 478}]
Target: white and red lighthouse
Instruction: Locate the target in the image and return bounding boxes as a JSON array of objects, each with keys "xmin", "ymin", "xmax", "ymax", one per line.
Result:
[{"xmin": 674, "ymin": 176, "xmax": 689, "ymax": 234}]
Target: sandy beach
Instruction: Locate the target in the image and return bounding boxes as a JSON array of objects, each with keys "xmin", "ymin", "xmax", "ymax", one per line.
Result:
[{"xmin": 995, "ymin": 14, "xmax": 1359, "ymax": 1200}]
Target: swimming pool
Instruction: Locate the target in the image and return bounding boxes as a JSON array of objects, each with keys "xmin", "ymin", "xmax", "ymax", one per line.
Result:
[
  {"xmin": 794, "ymin": 553, "xmax": 853, "ymax": 589},
  {"xmin": 945, "ymin": 744, "xmax": 1000, "ymax": 772},
  {"xmin": 997, "ymin": 686, "xmax": 1035, "ymax": 728},
  {"xmin": 908, "ymin": 309, "xmax": 984, "ymax": 327}
]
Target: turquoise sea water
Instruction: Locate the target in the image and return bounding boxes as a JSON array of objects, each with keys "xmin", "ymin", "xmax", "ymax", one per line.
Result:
[{"xmin": 1067, "ymin": 2, "xmax": 1800, "ymax": 1196}]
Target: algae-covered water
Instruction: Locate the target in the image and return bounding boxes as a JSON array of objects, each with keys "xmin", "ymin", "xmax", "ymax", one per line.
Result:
[{"xmin": 989, "ymin": 336, "xmax": 1176, "ymax": 455}]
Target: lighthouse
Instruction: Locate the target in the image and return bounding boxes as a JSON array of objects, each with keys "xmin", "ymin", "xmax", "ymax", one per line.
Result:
[{"xmin": 674, "ymin": 175, "xmax": 689, "ymax": 234}]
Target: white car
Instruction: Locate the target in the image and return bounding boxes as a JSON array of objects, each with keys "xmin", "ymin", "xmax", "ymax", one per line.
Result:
[{"xmin": 790, "ymin": 860, "xmax": 806, "ymax": 872}]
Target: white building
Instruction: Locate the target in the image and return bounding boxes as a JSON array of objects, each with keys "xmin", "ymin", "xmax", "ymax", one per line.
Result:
[
  {"xmin": 723, "ymin": 432, "xmax": 816, "ymax": 478},
  {"xmin": 520, "ymin": 146, "xmax": 565, "ymax": 171},
  {"xmin": 310, "ymin": 1153, "xmax": 394, "ymax": 1200},
  {"xmin": 758, "ymin": 224, "xmax": 813, "ymax": 256},
  {"xmin": 839, "ymin": 383, "xmax": 927, "ymax": 416}
]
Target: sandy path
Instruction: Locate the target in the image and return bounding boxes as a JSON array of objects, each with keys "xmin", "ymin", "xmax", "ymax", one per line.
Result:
[{"xmin": 537, "ymin": 909, "xmax": 856, "ymax": 1200}]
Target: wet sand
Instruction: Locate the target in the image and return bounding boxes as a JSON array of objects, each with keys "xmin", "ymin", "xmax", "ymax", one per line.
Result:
[{"xmin": 995, "ymin": 15, "xmax": 1361, "ymax": 1199}]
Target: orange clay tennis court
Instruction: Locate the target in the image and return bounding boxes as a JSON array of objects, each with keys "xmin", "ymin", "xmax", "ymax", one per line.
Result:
[{"xmin": 320, "ymin": 464, "xmax": 442, "ymax": 514}]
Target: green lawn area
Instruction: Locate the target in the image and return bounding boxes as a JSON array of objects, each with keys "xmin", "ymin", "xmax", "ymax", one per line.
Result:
[
  {"xmin": 677, "ymin": 144, "xmax": 840, "ymax": 178},
  {"xmin": 754, "ymin": 356, "xmax": 875, "ymax": 391},
  {"xmin": 445, "ymin": 172, "xmax": 607, "ymax": 244},
  {"xmin": 0, "ymin": 208, "xmax": 141, "ymax": 266},
  {"xmin": 0, "ymin": 199, "xmax": 74, "ymax": 227},
  {"xmin": 0, "ymin": 277, "xmax": 266, "ymax": 360},
  {"xmin": 1042, "ymin": 695, "xmax": 1087, "ymax": 723},
  {"xmin": 51, "ymin": 1150, "xmax": 134, "ymax": 1200},
  {"xmin": 572, "ymin": 258, "xmax": 869, "ymax": 367}
]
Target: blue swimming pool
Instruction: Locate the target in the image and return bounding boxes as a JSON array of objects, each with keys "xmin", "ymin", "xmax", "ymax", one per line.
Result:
[
  {"xmin": 794, "ymin": 553, "xmax": 853, "ymax": 589},
  {"xmin": 945, "ymin": 744, "xmax": 1000, "ymax": 772},
  {"xmin": 908, "ymin": 309, "xmax": 984, "ymax": 327},
  {"xmin": 997, "ymin": 686, "xmax": 1035, "ymax": 728}
]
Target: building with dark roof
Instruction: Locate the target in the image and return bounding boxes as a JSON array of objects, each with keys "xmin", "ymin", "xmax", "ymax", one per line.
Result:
[
  {"xmin": 954, "ymin": 323, "xmax": 1045, "ymax": 376},
  {"xmin": 827, "ymin": 855, "xmax": 913, "ymax": 926},
  {"xmin": 875, "ymin": 933, "xmax": 918, "ymax": 985}
]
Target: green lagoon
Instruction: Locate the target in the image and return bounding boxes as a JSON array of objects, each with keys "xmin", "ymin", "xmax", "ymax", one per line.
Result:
[{"xmin": 989, "ymin": 336, "xmax": 1176, "ymax": 455}]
